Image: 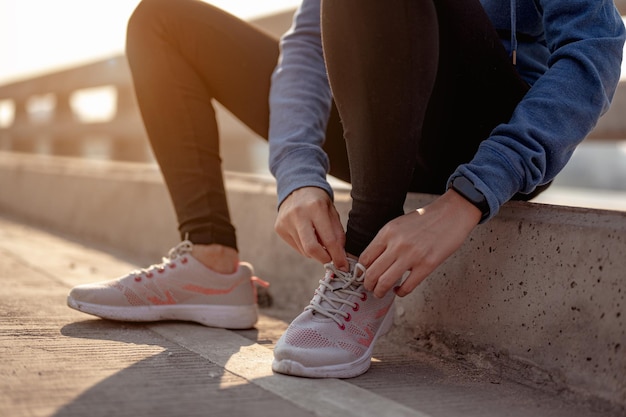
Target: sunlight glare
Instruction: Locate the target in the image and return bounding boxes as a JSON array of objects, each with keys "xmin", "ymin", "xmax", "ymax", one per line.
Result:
[
  {"xmin": 0, "ymin": 100, "xmax": 15, "ymax": 128},
  {"xmin": 71, "ymin": 86, "xmax": 117, "ymax": 123},
  {"xmin": 0, "ymin": 0, "xmax": 300, "ymax": 85}
]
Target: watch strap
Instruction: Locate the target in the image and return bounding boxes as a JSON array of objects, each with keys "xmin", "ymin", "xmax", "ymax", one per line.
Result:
[{"xmin": 449, "ymin": 176, "xmax": 490, "ymax": 221}]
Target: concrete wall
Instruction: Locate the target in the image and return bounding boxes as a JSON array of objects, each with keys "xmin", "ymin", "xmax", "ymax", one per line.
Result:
[
  {"xmin": 394, "ymin": 202, "xmax": 626, "ymax": 407},
  {"xmin": 0, "ymin": 151, "xmax": 624, "ymax": 410}
]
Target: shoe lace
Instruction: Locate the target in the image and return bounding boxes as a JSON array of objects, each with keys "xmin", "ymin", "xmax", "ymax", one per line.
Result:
[
  {"xmin": 305, "ymin": 261, "xmax": 366, "ymax": 327},
  {"xmin": 165, "ymin": 239, "xmax": 194, "ymax": 260},
  {"xmin": 131, "ymin": 239, "xmax": 193, "ymax": 278}
]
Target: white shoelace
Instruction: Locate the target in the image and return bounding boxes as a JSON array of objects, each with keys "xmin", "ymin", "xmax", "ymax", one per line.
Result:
[
  {"xmin": 166, "ymin": 239, "xmax": 193, "ymax": 260},
  {"xmin": 306, "ymin": 261, "xmax": 367, "ymax": 327},
  {"xmin": 131, "ymin": 239, "xmax": 193, "ymax": 278}
]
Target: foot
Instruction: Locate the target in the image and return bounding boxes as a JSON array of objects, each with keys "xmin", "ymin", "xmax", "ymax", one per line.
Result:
[
  {"xmin": 272, "ymin": 259, "xmax": 397, "ymax": 378},
  {"xmin": 67, "ymin": 240, "xmax": 265, "ymax": 329},
  {"xmin": 192, "ymin": 243, "xmax": 239, "ymax": 274}
]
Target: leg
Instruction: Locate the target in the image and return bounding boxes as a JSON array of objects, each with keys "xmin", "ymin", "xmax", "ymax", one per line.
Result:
[
  {"xmin": 274, "ymin": 0, "xmax": 532, "ymax": 378},
  {"xmin": 67, "ymin": 0, "xmax": 280, "ymax": 328},
  {"xmin": 321, "ymin": 0, "xmax": 529, "ymax": 256},
  {"xmin": 321, "ymin": 0, "xmax": 439, "ymax": 256},
  {"xmin": 126, "ymin": 0, "xmax": 279, "ymax": 252}
]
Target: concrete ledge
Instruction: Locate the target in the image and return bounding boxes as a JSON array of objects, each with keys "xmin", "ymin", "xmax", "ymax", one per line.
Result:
[
  {"xmin": 0, "ymin": 151, "xmax": 624, "ymax": 409},
  {"xmin": 394, "ymin": 201, "xmax": 626, "ymax": 408}
]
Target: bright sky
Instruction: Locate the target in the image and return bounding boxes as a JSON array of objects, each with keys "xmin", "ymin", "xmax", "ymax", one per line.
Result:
[
  {"xmin": 0, "ymin": 0, "xmax": 300, "ymax": 85},
  {"xmin": 0, "ymin": 1, "xmax": 624, "ymax": 86}
]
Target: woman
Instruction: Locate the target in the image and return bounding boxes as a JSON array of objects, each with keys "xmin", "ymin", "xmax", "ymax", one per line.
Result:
[
  {"xmin": 270, "ymin": 0, "xmax": 624, "ymax": 378},
  {"xmin": 66, "ymin": 0, "xmax": 624, "ymax": 379}
]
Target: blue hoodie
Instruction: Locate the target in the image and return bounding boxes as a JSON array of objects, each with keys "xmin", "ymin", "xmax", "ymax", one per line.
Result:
[{"xmin": 269, "ymin": 0, "xmax": 625, "ymax": 221}]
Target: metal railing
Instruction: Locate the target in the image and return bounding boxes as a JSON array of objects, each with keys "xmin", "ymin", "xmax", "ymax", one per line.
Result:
[{"xmin": 0, "ymin": 55, "xmax": 151, "ymax": 162}]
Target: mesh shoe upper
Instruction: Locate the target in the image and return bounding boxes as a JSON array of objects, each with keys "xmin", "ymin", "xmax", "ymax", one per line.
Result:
[
  {"xmin": 273, "ymin": 260, "xmax": 396, "ymax": 377},
  {"xmin": 67, "ymin": 240, "xmax": 264, "ymax": 328}
]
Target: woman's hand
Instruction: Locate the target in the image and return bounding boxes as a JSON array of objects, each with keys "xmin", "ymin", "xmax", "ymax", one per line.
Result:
[
  {"xmin": 275, "ymin": 186, "xmax": 349, "ymax": 271},
  {"xmin": 359, "ymin": 189, "xmax": 482, "ymax": 298}
]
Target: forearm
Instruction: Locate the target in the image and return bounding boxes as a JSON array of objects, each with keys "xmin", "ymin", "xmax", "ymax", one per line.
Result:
[
  {"xmin": 453, "ymin": 0, "xmax": 625, "ymax": 222},
  {"xmin": 269, "ymin": 0, "xmax": 333, "ymax": 206}
]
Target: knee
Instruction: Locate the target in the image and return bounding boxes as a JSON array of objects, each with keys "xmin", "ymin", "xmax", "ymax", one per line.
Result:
[
  {"xmin": 126, "ymin": 0, "xmax": 176, "ymax": 52},
  {"xmin": 126, "ymin": 0, "xmax": 157, "ymax": 46}
]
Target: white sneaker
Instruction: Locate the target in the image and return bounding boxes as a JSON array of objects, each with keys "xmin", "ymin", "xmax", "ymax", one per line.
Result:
[
  {"xmin": 272, "ymin": 260, "xmax": 396, "ymax": 378},
  {"xmin": 67, "ymin": 240, "xmax": 266, "ymax": 329}
]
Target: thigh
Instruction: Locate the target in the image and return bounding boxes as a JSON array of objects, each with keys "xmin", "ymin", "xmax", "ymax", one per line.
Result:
[
  {"xmin": 126, "ymin": 0, "xmax": 281, "ymax": 246},
  {"xmin": 128, "ymin": 0, "xmax": 279, "ymax": 139},
  {"xmin": 410, "ymin": 0, "xmax": 530, "ymax": 194}
]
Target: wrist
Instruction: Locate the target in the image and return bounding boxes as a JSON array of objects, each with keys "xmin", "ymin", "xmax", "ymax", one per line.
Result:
[
  {"xmin": 440, "ymin": 188, "xmax": 482, "ymax": 226},
  {"xmin": 447, "ymin": 176, "xmax": 489, "ymax": 222}
]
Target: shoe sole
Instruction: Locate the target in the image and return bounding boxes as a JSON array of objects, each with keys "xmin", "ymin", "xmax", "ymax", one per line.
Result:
[
  {"xmin": 67, "ymin": 296, "xmax": 258, "ymax": 329},
  {"xmin": 271, "ymin": 302, "xmax": 396, "ymax": 378}
]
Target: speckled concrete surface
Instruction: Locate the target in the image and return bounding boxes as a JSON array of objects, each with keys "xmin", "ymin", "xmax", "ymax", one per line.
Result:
[{"xmin": 394, "ymin": 198, "xmax": 626, "ymax": 408}]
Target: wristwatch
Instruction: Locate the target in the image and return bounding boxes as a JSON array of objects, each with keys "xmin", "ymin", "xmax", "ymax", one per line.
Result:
[{"xmin": 448, "ymin": 176, "xmax": 490, "ymax": 221}]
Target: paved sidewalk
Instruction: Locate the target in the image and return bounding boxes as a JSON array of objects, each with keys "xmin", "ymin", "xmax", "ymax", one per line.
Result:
[{"xmin": 0, "ymin": 214, "xmax": 620, "ymax": 417}]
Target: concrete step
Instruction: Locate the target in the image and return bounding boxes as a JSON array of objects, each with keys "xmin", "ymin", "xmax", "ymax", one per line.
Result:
[
  {"xmin": 0, "ymin": 151, "xmax": 624, "ymax": 413},
  {"xmin": 0, "ymin": 214, "xmax": 621, "ymax": 417}
]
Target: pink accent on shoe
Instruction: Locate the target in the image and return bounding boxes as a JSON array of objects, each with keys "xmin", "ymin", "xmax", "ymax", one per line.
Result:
[
  {"xmin": 375, "ymin": 304, "xmax": 391, "ymax": 319},
  {"xmin": 147, "ymin": 290, "xmax": 176, "ymax": 305},
  {"xmin": 252, "ymin": 276, "xmax": 270, "ymax": 287},
  {"xmin": 357, "ymin": 327, "xmax": 375, "ymax": 347},
  {"xmin": 182, "ymin": 282, "xmax": 240, "ymax": 296}
]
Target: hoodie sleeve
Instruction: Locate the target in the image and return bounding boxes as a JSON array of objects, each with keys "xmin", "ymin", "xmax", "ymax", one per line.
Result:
[
  {"xmin": 268, "ymin": 0, "xmax": 334, "ymax": 207},
  {"xmin": 450, "ymin": 0, "xmax": 625, "ymax": 221}
]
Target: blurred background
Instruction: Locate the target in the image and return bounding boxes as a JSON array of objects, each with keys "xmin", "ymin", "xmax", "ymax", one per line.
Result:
[
  {"xmin": 0, "ymin": 0, "xmax": 300, "ymax": 173},
  {"xmin": 0, "ymin": 0, "xmax": 625, "ymax": 211},
  {"xmin": 0, "ymin": 1, "xmax": 299, "ymax": 83}
]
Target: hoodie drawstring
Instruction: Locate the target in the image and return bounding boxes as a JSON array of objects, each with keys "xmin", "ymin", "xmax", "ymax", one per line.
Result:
[{"xmin": 510, "ymin": 0, "xmax": 518, "ymax": 65}]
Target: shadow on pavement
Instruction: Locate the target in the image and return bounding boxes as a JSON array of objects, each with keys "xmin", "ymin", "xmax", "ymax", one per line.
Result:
[{"xmin": 54, "ymin": 320, "xmax": 311, "ymax": 417}]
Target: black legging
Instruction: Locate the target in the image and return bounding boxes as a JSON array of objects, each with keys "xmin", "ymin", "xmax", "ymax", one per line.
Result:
[
  {"xmin": 126, "ymin": 0, "xmax": 531, "ymax": 256},
  {"xmin": 322, "ymin": 0, "xmax": 532, "ymax": 255},
  {"xmin": 126, "ymin": 0, "xmax": 346, "ymax": 251}
]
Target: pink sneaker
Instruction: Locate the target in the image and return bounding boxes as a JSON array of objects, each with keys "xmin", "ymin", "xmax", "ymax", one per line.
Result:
[
  {"xmin": 67, "ymin": 240, "xmax": 266, "ymax": 329},
  {"xmin": 272, "ymin": 260, "xmax": 396, "ymax": 378}
]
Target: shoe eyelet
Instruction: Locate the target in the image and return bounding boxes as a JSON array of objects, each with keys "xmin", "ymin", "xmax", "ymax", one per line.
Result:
[
  {"xmin": 146, "ymin": 272, "xmax": 153, "ymax": 278},
  {"xmin": 169, "ymin": 263, "xmax": 176, "ymax": 269},
  {"xmin": 360, "ymin": 293, "xmax": 367, "ymax": 301},
  {"xmin": 134, "ymin": 276, "xmax": 142, "ymax": 282},
  {"xmin": 352, "ymin": 303, "xmax": 360, "ymax": 312},
  {"xmin": 337, "ymin": 323, "xmax": 346, "ymax": 330},
  {"xmin": 345, "ymin": 313, "xmax": 352, "ymax": 322},
  {"xmin": 157, "ymin": 267, "xmax": 165, "ymax": 274},
  {"xmin": 181, "ymin": 257, "xmax": 188, "ymax": 264}
]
